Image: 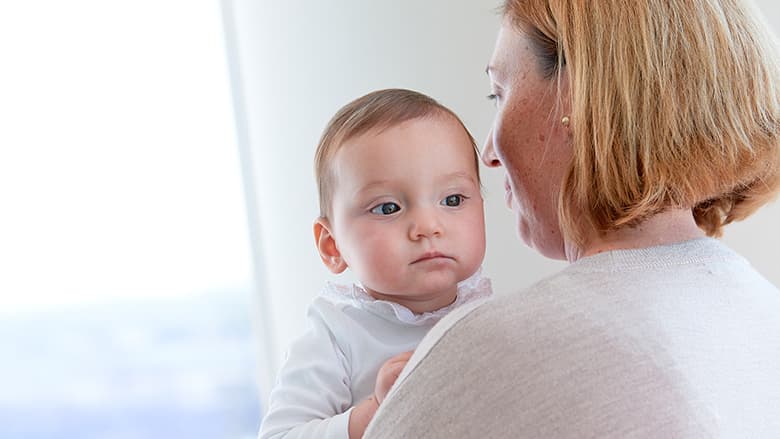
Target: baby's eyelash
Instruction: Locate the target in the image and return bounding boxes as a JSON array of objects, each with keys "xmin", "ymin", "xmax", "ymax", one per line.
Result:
[
  {"xmin": 442, "ymin": 194, "xmax": 469, "ymax": 207},
  {"xmin": 486, "ymin": 93, "xmax": 498, "ymax": 101}
]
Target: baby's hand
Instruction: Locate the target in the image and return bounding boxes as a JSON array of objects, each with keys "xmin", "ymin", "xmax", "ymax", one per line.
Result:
[{"xmin": 374, "ymin": 350, "xmax": 414, "ymax": 405}]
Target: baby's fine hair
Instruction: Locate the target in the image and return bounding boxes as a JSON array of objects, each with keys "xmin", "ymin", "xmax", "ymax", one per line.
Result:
[{"xmin": 314, "ymin": 88, "xmax": 480, "ymax": 219}]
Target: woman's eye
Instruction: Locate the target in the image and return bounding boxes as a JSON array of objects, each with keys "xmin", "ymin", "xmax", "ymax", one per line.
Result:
[
  {"xmin": 486, "ymin": 93, "xmax": 500, "ymax": 107},
  {"xmin": 442, "ymin": 194, "xmax": 465, "ymax": 207},
  {"xmin": 370, "ymin": 202, "xmax": 401, "ymax": 215}
]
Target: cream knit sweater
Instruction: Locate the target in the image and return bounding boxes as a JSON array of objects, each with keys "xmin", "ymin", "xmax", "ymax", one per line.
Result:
[{"xmin": 366, "ymin": 238, "xmax": 780, "ymax": 438}]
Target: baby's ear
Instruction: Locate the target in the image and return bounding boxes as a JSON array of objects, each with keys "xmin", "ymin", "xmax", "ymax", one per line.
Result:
[{"xmin": 313, "ymin": 218, "xmax": 348, "ymax": 274}]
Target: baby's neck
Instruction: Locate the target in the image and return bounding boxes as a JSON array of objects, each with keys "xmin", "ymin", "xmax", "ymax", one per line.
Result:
[{"xmin": 366, "ymin": 287, "xmax": 458, "ymax": 314}]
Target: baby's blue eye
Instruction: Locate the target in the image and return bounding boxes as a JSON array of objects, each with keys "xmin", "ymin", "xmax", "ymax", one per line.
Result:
[
  {"xmin": 442, "ymin": 195, "xmax": 464, "ymax": 207},
  {"xmin": 370, "ymin": 202, "xmax": 401, "ymax": 215}
]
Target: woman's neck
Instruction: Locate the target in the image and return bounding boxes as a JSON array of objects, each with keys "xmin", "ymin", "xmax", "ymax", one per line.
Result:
[{"xmin": 565, "ymin": 208, "xmax": 707, "ymax": 262}]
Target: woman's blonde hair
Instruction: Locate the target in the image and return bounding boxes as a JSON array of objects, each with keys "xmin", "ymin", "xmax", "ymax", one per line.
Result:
[
  {"xmin": 314, "ymin": 88, "xmax": 479, "ymax": 219},
  {"xmin": 503, "ymin": 0, "xmax": 780, "ymax": 244}
]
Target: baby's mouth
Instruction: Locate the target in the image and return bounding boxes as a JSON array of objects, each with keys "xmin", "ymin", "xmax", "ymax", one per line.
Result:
[{"xmin": 411, "ymin": 251, "xmax": 453, "ymax": 264}]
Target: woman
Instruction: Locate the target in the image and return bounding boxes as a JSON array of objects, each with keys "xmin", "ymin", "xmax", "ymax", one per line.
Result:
[{"xmin": 364, "ymin": 0, "xmax": 780, "ymax": 437}]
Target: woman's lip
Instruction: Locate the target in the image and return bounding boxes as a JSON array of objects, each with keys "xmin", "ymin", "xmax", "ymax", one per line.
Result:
[{"xmin": 504, "ymin": 178, "xmax": 513, "ymax": 209}]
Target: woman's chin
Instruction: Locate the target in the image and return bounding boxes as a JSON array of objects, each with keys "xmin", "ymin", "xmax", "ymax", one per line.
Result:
[
  {"xmin": 516, "ymin": 218, "xmax": 532, "ymax": 248},
  {"xmin": 516, "ymin": 218, "xmax": 566, "ymax": 260}
]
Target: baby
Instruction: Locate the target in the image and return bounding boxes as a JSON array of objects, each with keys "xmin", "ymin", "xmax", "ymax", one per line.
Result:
[{"xmin": 258, "ymin": 88, "xmax": 492, "ymax": 439}]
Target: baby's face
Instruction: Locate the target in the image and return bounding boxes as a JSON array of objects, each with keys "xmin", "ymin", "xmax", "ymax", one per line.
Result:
[{"xmin": 327, "ymin": 115, "xmax": 485, "ymax": 313}]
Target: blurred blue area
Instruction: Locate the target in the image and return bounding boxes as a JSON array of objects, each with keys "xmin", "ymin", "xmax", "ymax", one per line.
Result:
[{"xmin": 0, "ymin": 290, "xmax": 261, "ymax": 438}]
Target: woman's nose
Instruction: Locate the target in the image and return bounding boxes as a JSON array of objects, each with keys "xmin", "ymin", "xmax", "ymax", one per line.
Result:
[{"xmin": 481, "ymin": 130, "xmax": 500, "ymax": 168}]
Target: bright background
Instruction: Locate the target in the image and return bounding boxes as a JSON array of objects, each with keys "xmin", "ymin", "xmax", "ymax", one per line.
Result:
[
  {"xmin": 0, "ymin": 0, "xmax": 259, "ymax": 437},
  {"xmin": 1, "ymin": 0, "xmax": 779, "ymax": 437}
]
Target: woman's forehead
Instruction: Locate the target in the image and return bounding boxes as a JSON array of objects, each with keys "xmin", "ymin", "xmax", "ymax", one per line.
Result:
[{"xmin": 489, "ymin": 24, "xmax": 533, "ymax": 80}]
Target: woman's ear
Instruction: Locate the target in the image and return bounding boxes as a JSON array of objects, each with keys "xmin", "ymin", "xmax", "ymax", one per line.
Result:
[
  {"xmin": 558, "ymin": 68, "xmax": 573, "ymax": 130},
  {"xmin": 313, "ymin": 217, "xmax": 348, "ymax": 274}
]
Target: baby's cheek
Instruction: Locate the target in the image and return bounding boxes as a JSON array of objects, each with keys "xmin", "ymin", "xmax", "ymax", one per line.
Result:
[{"xmin": 359, "ymin": 237, "xmax": 399, "ymax": 277}]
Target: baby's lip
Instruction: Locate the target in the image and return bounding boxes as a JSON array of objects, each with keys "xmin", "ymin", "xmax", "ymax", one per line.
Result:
[{"xmin": 411, "ymin": 251, "xmax": 454, "ymax": 264}]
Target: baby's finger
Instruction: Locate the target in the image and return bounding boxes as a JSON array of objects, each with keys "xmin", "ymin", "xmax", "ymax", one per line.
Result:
[
  {"xmin": 386, "ymin": 361, "xmax": 408, "ymax": 379},
  {"xmin": 387, "ymin": 350, "xmax": 413, "ymax": 365}
]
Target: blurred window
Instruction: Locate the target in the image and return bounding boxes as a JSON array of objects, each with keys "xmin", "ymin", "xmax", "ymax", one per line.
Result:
[{"xmin": 0, "ymin": 1, "xmax": 260, "ymax": 437}]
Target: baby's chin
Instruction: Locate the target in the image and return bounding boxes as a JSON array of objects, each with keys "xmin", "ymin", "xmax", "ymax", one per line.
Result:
[
  {"xmin": 409, "ymin": 277, "xmax": 461, "ymax": 301},
  {"xmin": 372, "ymin": 277, "xmax": 459, "ymax": 302}
]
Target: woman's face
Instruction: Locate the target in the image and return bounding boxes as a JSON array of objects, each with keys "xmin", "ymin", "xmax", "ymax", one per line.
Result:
[{"xmin": 482, "ymin": 20, "xmax": 572, "ymax": 260}]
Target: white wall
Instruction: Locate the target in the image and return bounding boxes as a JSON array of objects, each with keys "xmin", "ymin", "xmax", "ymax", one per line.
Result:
[{"xmin": 222, "ymin": 0, "xmax": 780, "ymax": 405}]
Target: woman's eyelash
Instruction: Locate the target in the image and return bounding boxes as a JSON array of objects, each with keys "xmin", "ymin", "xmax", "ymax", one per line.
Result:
[{"xmin": 486, "ymin": 93, "xmax": 498, "ymax": 101}]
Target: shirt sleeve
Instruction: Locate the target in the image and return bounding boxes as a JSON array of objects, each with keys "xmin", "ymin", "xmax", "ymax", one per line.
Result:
[{"xmin": 258, "ymin": 300, "xmax": 354, "ymax": 439}]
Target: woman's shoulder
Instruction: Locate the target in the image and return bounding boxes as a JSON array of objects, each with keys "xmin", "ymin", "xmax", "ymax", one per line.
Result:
[{"xmin": 400, "ymin": 237, "xmax": 780, "ymax": 375}]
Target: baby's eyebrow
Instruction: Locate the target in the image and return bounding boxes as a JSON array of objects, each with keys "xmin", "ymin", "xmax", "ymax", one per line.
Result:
[
  {"xmin": 351, "ymin": 180, "xmax": 392, "ymax": 197},
  {"xmin": 358, "ymin": 180, "xmax": 392, "ymax": 190},
  {"xmin": 439, "ymin": 171, "xmax": 479, "ymax": 184}
]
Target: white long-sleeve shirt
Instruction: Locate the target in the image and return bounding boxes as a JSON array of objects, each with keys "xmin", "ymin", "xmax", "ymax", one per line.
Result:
[{"xmin": 258, "ymin": 270, "xmax": 492, "ymax": 439}]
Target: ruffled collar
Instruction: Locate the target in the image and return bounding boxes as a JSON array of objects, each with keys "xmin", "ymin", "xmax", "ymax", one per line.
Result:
[{"xmin": 320, "ymin": 268, "xmax": 492, "ymax": 326}]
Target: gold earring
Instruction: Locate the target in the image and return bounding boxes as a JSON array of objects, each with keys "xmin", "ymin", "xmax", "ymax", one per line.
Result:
[{"xmin": 561, "ymin": 116, "xmax": 570, "ymax": 127}]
